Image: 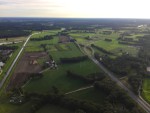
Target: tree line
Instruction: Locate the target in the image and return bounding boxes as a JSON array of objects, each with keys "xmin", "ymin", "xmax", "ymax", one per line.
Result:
[
  {"xmin": 23, "ymin": 77, "xmax": 144, "ymax": 113},
  {"xmin": 91, "ymin": 44, "xmax": 113, "ymax": 55},
  {"xmin": 94, "ymin": 53, "xmax": 146, "ymax": 94},
  {"xmin": 0, "ymin": 30, "xmax": 31, "ymax": 38},
  {"xmin": 0, "ymin": 45, "xmax": 18, "ymax": 50},
  {"xmin": 30, "ymin": 35, "xmax": 54, "ymax": 41},
  {"xmin": 67, "ymin": 70, "xmax": 106, "ymax": 83},
  {"xmin": 60, "ymin": 56, "xmax": 88, "ymax": 63}
]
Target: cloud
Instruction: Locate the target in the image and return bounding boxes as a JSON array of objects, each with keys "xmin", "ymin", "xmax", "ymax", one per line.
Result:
[
  {"xmin": 0, "ymin": 0, "xmax": 150, "ymax": 18},
  {"xmin": 0, "ymin": 1, "xmax": 15, "ymax": 5}
]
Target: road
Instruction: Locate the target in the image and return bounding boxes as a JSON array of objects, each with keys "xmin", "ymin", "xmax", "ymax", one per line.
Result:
[
  {"xmin": 75, "ymin": 42, "xmax": 150, "ymax": 113},
  {"xmin": 0, "ymin": 33, "xmax": 39, "ymax": 89},
  {"xmin": 90, "ymin": 56, "xmax": 150, "ymax": 113}
]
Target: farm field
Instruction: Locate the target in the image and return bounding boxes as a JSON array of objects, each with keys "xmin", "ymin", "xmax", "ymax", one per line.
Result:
[
  {"xmin": 50, "ymin": 43, "xmax": 84, "ymax": 62},
  {"xmin": 24, "ymin": 58, "xmax": 101, "ymax": 93},
  {"xmin": 25, "ymin": 30, "xmax": 59, "ymax": 52},
  {"xmin": 94, "ymin": 40, "xmax": 139, "ymax": 56},
  {"xmin": 0, "ymin": 19, "xmax": 150, "ymax": 113},
  {"xmin": 7, "ymin": 52, "xmax": 49, "ymax": 90},
  {"xmin": 69, "ymin": 29, "xmax": 140, "ymax": 57},
  {"xmin": 68, "ymin": 88, "xmax": 106, "ymax": 104},
  {"xmin": 0, "ymin": 37, "xmax": 26, "ymax": 43}
]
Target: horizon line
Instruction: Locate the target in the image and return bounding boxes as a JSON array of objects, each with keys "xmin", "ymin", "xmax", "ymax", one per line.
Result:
[{"xmin": 1, "ymin": 17, "xmax": 150, "ymax": 20}]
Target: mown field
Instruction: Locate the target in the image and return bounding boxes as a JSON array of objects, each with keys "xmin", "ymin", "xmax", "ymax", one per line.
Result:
[
  {"xmin": 25, "ymin": 30, "xmax": 59, "ymax": 52},
  {"xmin": 142, "ymin": 78, "xmax": 150, "ymax": 103},
  {"xmin": 69, "ymin": 29, "xmax": 140, "ymax": 57},
  {"xmin": 22, "ymin": 30, "xmax": 106, "ymax": 112},
  {"xmin": 68, "ymin": 88, "xmax": 106, "ymax": 104},
  {"xmin": 24, "ymin": 58, "xmax": 101, "ymax": 93},
  {"xmin": 94, "ymin": 40, "xmax": 139, "ymax": 56}
]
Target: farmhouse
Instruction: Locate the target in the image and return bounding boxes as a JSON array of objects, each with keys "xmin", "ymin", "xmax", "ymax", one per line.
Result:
[
  {"xmin": 0, "ymin": 62, "xmax": 4, "ymax": 68},
  {"xmin": 147, "ymin": 67, "xmax": 150, "ymax": 72},
  {"xmin": 0, "ymin": 62, "xmax": 4, "ymax": 74}
]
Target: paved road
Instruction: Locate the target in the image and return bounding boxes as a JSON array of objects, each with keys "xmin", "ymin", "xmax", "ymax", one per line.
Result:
[
  {"xmin": 0, "ymin": 33, "xmax": 39, "ymax": 89},
  {"xmin": 90, "ymin": 56, "xmax": 150, "ymax": 113},
  {"xmin": 75, "ymin": 41, "xmax": 150, "ymax": 113}
]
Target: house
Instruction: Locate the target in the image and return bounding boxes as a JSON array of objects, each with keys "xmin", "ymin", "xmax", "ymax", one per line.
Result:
[
  {"xmin": 0, "ymin": 62, "xmax": 4, "ymax": 74},
  {"xmin": 147, "ymin": 67, "xmax": 150, "ymax": 73},
  {"xmin": 0, "ymin": 62, "xmax": 4, "ymax": 68}
]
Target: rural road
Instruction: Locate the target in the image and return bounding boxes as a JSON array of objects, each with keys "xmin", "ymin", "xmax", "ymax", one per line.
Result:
[
  {"xmin": 90, "ymin": 56, "xmax": 150, "ymax": 113},
  {"xmin": 0, "ymin": 32, "xmax": 40, "ymax": 89},
  {"xmin": 75, "ymin": 42, "xmax": 150, "ymax": 113}
]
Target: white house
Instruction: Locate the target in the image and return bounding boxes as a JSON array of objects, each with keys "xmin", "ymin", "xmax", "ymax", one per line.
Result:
[
  {"xmin": 0, "ymin": 62, "xmax": 4, "ymax": 71},
  {"xmin": 147, "ymin": 67, "xmax": 150, "ymax": 72}
]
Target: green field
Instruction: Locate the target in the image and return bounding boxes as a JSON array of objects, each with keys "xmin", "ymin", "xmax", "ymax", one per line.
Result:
[
  {"xmin": 36, "ymin": 105, "xmax": 73, "ymax": 113},
  {"xmin": 69, "ymin": 29, "xmax": 139, "ymax": 57},
  {"xmin": 25, "ymin": 30, "xmax": 59, "ymax": 52},
  {"xmin": 23, "ymin": 31, "xmax": 102, "ymax": 94},
  {"xmin": 68, "ymin": 88, "xmax": 106, "ymax": 104},
  {"xmin": 0, "ymin": 37, "xmax": 26, "ymax": 43},
  {"xmin": 26, "ymin": 37, "xmax": 58, "ymax": 52},
  {"xmin": 142, "ymin": 78, "xmax": 150, "ymax": 103},
  {"xmin": 24, "ymin": 58, "xmax": 101, "ymax": 93},
  {"xmin": 94, "ymin": 40, "xmax": 139, "ymax": 56},
  {"xmin": 50, "ymin": 43, "xmax": 84, "ymax": 62}
]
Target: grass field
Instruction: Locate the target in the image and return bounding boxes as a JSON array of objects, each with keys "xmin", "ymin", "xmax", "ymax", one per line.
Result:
[
  {"xmin": 25, "ymin": 30, "xmax": 59, "ymax": 52},
  {"xmin": 142, "ymin": 78, "xmax": 150, "ymax": 103},
  {"xmin": 31, "ymin": 30, "xmax": 60, "ymax": 38},
  {"xmin": 0, "ymin": 37, "xmax": 26, "ymax": 43},
  {"xmin": 23, "ymin": 58, "xmax": 101, "ymax": 93},
  {"xmin": 68, "ymin": 88, "xmax": 106, "ymax": 104},
  {"xmin": 24, "ymin": 32, "xmax": 102, "ymax": 93},
  {"xmin": 25, "ymin": 37, "xmax": 58, "ymax": 51},
  {"xmin": 94, "ymin": 40, "xmax": 139, "ymax": 56},
  {"xmin": 36, "ymin": 105, "xmax": 73, "ymax": 113},
  {"xmin": 50, "ymin": 43, "xmax": 84, "ymax": 62},
  {"xmin": 0, "ymin": 97, "xmax": 34, "ymax": 113}
]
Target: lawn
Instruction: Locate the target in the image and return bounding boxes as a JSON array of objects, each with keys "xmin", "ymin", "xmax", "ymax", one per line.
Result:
[{"xmin": 142, "ymin": 78, "xmax": 150, "ymax": 103}]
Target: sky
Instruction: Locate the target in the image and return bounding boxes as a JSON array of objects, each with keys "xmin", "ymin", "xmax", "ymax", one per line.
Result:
[{"xmin": 0, "ymin": 0, "xmax": 150, "ymax": 18}]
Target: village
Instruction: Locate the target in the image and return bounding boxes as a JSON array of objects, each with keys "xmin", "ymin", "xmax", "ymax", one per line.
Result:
[{"xmin": 0, "ymin": 49, "xmax": 14, "ymax": 75}]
